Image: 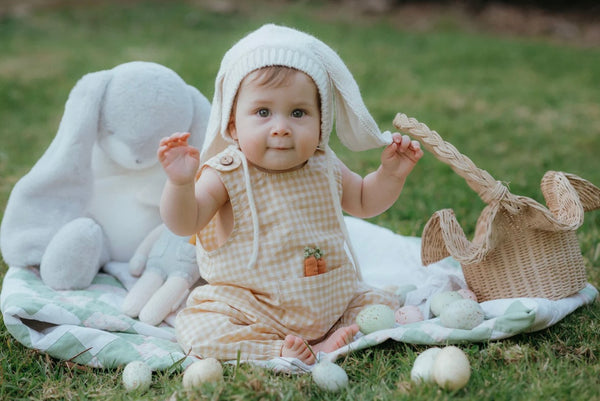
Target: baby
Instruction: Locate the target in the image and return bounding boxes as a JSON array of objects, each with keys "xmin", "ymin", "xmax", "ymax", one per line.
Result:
[{"xmin": 158, "ymin": 24, "xmax": 423, "ymax": 364}]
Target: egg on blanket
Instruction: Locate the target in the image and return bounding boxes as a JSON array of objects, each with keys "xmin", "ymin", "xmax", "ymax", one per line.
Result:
[
  {"xmin": 395, "ymin": 305, "xmax": 424, "ymax": 324},
  {"xmin": 182, "ymin": 358, "xmax": 224, "ymax": 389},
  {"xmin": 410, "ymin": 347, "xmax": 442, "ymax": 383},
  {"xmin": 457, "ymin": 288, "xmax": 478, "ymax": 302},
  {"xmin": 122, "ymin": 361, "xmax": 152, "ymax": 392},
  {"xmin": 312, "ymin": 360, "xmax": 348, "ymax": 392},
  {"xmin": 356, "ymin": 304, "xmax": 396, "ymax": 334},
  {"xmin": 439, "ymin": 299, "xmax": 485, "ymax": 330},
  {"xmin": 430, "ymin": 291, "xmax": 463, "ymax": 316}
]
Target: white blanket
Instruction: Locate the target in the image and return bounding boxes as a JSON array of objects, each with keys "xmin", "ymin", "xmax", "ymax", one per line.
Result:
[{"xmin": 1, "ymin": 217, "xmax": 596, "ymax": 371}]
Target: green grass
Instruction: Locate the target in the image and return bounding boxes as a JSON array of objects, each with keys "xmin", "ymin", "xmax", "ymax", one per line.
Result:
[{"xmin": 1, "ymin": 1, "xmax": 599, "ymax": 400}]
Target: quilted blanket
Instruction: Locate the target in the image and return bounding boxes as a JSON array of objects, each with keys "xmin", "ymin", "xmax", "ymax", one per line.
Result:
[{"xmin": 1, "ymin": 217, "xmax": 597, "ymax": 371}]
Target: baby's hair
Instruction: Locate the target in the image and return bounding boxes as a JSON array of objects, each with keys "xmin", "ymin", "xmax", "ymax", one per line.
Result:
[
  {"xmin": 229, "ymin": 65, "xmax": 322, "ymax": 127},
  {"xmin": 247, "ymin": 65, "xmax": 302, "ymax": 88}
]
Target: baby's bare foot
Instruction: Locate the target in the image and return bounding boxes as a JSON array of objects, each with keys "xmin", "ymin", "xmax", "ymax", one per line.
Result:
[
  {"xmin": 281, "ymin": 335, "xmax": 315, "ymax": 364},
  {"xmin": 312, "ymin": 324, "xmax": 359, "ymax": 355}
]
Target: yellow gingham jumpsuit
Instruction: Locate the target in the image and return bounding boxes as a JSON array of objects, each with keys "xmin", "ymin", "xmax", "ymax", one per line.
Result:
[{"xmin": 176, "ymin": 146, "xmax": 398, "ymax": 361}]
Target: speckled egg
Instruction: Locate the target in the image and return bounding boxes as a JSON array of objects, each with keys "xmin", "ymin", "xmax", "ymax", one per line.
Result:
[
  {"xmin": 122, "ymin": 361, "xmax": 152, "ymax": 392},
  {"xmin": 394, "ymin": 305, "xmax": 424, "ymax": 324},
  {"xmin": 356, "ymin": 304, "xmax": 396, "ymax": 334},
  {"xmin": 430, "ymin": 291, "xmax": 463, "ymax": 316},
  {"xmin": 457, "ymin": 288, "xmax": 478, "ymax": 302},
  {"xmin": 439, "ymin": 299, "xmax": 485, "ymax": 329}
]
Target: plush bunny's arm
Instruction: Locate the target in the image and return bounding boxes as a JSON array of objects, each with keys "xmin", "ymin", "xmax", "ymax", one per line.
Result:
[{"xmin": 129, "ymin": 224, "xmax": 165, "ymax": 277}]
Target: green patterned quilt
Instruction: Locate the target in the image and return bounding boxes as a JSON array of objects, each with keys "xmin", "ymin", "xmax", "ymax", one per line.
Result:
[{"xmin": 1, "ymin": 217, "xmax": 597, "ymax": 371}]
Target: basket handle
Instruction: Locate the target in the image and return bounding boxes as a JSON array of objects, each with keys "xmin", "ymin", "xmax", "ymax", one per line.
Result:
[{"xmin": 393, "ymin": 113, "xmax": 515, "ymax": 205}]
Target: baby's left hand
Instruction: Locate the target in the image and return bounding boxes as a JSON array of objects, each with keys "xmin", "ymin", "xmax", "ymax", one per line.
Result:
[{"xmin": 380, "ymin": 133, "xmax": 424, "ymax": 178}]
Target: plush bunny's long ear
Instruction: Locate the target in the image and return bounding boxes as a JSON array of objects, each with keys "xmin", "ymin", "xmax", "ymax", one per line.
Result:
[
  {"xmin": 0, "ymin": 70, "xmax": 112, "ymax": 268},
  {"xmin": 185, "ymin": 85, "xmax": 211, "ymax": 150}
]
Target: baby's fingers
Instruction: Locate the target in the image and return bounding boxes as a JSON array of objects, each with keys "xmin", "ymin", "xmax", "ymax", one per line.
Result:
[
  {"xmin": 164, "ymin": 132, "xmax": 191, "ymax": 148},
  {"xmin": 391, "ymin": 134, "xmax": 413, "ymax": 153},
  {"xmin": 407, "ymin": 140, "xmax": 424, "ymax": 161}
]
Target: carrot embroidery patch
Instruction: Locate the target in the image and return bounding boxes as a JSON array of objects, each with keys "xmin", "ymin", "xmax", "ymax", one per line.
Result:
[{"xmin": 304, "ymin": 247, "xmax": 326, "ymax": 276}]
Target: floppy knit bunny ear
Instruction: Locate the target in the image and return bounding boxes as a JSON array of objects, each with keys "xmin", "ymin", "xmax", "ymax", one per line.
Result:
[
  {"xmin": 199, "ymin": 75, "xmax": 229, "ymax": 164},
  {"xmin": 309, "ymin": 40, "xmax": 392, "ymax": 151},
  {"xmin": 0, "ymin": 70, "xmax": 112, "ymax": 268},
  {"xmin": 185, "ymin": 85, "xmax": 211, "ymax": 150}
]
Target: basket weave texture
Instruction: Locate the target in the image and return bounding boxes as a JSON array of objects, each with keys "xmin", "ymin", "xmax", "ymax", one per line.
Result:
[{"xmin": 393, "ymin": 113, "xmax": 600, "ymax": 301}]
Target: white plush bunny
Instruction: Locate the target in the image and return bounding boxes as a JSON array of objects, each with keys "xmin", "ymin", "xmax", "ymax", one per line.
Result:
[{"xmin": 0, "ymin": 61, "xmax": 210, "ymax": 323}]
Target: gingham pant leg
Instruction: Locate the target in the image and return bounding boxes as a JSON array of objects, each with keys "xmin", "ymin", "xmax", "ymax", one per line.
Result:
[
  {"xmin": 333, "ymin": 282, "xmax": 400, "ymax": 329},
  {"xmin": 175, "ymin": 301, "xmax": 284, "ymax": 361}
]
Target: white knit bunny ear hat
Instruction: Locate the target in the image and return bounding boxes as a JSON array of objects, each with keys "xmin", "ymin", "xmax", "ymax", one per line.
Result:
[{"xmin": 200, "ymin": 23, "xmax": 392, "ymax": 163}]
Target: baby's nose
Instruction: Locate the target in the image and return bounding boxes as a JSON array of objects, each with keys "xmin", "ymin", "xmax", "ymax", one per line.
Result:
[{"xmin": 270, "ymin": 116, "xmax": 291, "ymax": 136}]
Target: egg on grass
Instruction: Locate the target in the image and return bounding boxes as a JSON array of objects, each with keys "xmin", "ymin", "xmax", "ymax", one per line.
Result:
[
  {"xmin": 410, "ymin": 347, "xmax": 442, "ymax": 383},
  {"xmin": 311, "ymin": 360, "xmax": 348, "ymax": 392},
  {"xmin": 122, "ymin": 360, "xmax": 152, "ymax": 392},
  {"xmin": 432, "ymin": 346, "xmax": 471, "ymax": 391},
  {"xmin": 411, "ymin": 346, "xmax": 471, "ymax": 391},
  {"xmin": 182, "ymin": 358, "xmax": 224, "ymax": 389}
]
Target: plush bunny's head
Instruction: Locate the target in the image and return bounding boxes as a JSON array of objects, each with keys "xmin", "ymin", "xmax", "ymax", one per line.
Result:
[{"xmin": 98, "ymin": 62, "xmax": 208, "ymax": 170}]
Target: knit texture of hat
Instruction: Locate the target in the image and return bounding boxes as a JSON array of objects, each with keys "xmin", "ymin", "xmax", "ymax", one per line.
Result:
[{"xmin": 200, "ymin": 23, "xmax": 392, "ymax": 163}]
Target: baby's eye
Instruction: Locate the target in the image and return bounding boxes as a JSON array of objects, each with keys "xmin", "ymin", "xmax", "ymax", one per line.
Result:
[
  {"xmin": 291, "ymin": 109, "xmax": 305, "ymax": 118},
  {"xmin": 257, "ymin": 108, "xmax": 270, "ymax": 117}
]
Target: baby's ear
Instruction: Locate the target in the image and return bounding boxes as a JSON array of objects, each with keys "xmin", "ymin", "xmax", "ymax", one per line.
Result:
[{"xmin": 227, "ymin": 119, "xmax": 238, "ymax": 140}]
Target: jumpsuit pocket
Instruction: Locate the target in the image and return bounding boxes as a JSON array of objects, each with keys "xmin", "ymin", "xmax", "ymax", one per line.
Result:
[{"xmin": 276, "ymin": 265, "xmax": 358, "ymax": 338}]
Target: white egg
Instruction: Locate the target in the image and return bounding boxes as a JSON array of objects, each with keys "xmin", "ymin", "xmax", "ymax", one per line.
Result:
[
  {"xmin": 356, "ymin": 304, "xmax": 396, "ymax": 334},
  {"xmin": 122, "ymin": 360, "xmax": 152, "ymax": 392},
  {"xmin": 410, "ymin": 347, "xmax": 442, "ymax": 383},
  {"xmin": 312, "ymin": 361, "xmax": 348, "ymax": 392},
  {"xmin": 439, "ymin": 299, "xmax": 485, "ymax": 330},
  {"xmin": 430, "ymin": 291, "xmax": 463, "ymax": 316},
  {"xmin": 457, "ymin": 288, "xmax": 478, "ymax": 302},
  {"xmin": 432, "ymin": 346, "xmax": 471, "ymax": 391},
  {"xmin": 182, "ymin": 358, "xmax": 224, "ymax": 389},
  {"xmin": 394, "ymin": 305, "xmax": 424, "ymax": 324}
]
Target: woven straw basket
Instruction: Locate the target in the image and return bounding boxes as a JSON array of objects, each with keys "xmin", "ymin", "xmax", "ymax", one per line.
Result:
[{"xmin": 393, "ymin": 113, "xmax": 600, "ymax": 301}]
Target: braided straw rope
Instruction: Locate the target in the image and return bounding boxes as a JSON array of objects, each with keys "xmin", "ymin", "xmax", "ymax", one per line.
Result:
[
  {"xmin": 393, "ymin": 113, "xmax": 519, "ymax": 210},
  {"xmin": 392, "ymin": 113, "xmax": 599, "ymax": 301}
]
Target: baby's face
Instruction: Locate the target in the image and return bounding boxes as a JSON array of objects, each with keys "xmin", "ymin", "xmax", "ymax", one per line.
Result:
[{"xmin": 229, "ymin": 70, "xmax": 321, "ymax": 173}]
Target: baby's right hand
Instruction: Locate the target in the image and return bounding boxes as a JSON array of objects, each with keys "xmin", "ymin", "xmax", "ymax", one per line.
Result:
[{"xmin": 157, "ymin": 132, "xmax": 200, "ymax": 185}]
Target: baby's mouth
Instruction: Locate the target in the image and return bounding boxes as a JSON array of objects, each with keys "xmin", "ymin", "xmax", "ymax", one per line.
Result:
[{"xmin": 268, "ymin": 144, "xmax": 293, "ymax": 150}]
